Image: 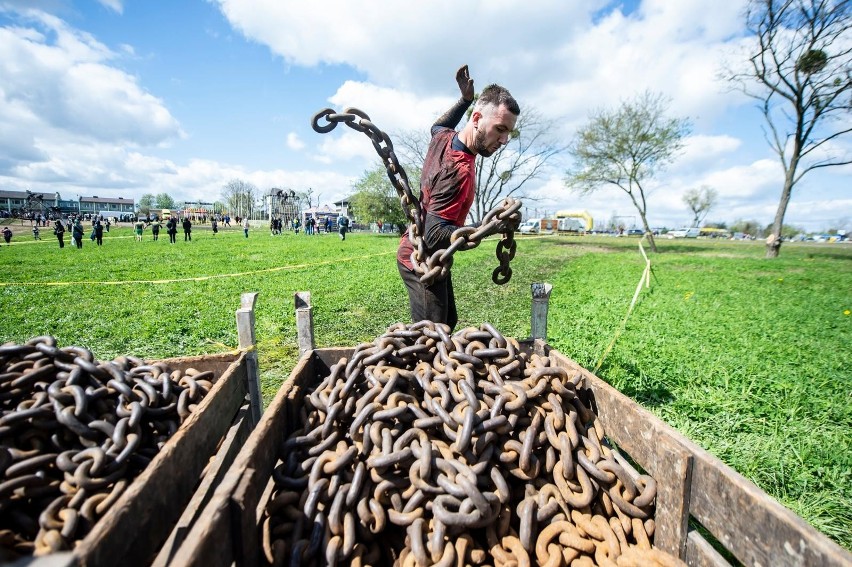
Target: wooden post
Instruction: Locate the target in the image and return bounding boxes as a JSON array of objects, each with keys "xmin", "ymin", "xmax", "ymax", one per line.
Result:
[
  {"xmin": 530, "ymin": 282, "xmax": 553, "ymax": 340},
  {"xmin": 236, "ymin": 292, "xmax": 262, "ymax": 424},
  {"xmin": 295, "ymin": 291, "xmax": 315, "ymax": 356}
]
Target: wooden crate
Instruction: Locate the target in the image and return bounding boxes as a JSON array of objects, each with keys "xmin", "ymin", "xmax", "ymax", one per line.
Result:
[
  {"xmin": 169, "ymin": 342, "xmax": 852, "ymax": 567},
  {"xmin": 4, "ymin": 351, "xmax": 251, "ymax": 567},
  {"xmin": 6, "ymin": 293, "xmax": 264, "ymax": 567},
  {"xmin": 541, "ymin": 344, "xmax": 852, "ymax": 567}
]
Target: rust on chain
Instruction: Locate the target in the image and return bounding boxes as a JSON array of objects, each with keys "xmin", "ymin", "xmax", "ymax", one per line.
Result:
[
  {"xmin": 262, "ymin": 322, "xmax": 686, "ymax": 567},
  {"xmin": 0, "ymin": 336, "xmax": 213, "ymax": 560},
  {"xmin": 312, "ymin": 107, "xmax": 523, "ymax": 285}
]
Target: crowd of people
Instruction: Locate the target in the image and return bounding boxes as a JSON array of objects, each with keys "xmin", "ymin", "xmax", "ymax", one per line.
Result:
[
  {"xmin": 282, "ymin": 215, "xmax": 350, "ymax": 240},
  {"xmin": 1, "ymin": 212, "xmax": 354, "ymax": 248},
  {"xmin": 42, "ymin": 215, "xmax": 111, "ymax": 248}
]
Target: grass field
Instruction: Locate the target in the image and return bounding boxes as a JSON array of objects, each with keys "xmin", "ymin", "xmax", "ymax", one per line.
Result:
[{"xmin": 1, "ymin": 219, "xmax": 850, "ymax": 551}]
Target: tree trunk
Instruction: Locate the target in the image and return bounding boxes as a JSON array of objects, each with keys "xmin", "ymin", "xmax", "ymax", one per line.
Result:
[
  {"xmin": 765, "ymin": 166, "xmax": 796, "ymax": 259},
  {"xmin": 640, "ymin": 215, "xmax": 657, "ymax": 253}
]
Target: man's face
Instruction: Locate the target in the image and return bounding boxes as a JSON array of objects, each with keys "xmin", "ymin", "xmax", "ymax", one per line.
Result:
[{"xmin": 473, "ymin": 104, "xmax": 518, "ymax": 158}]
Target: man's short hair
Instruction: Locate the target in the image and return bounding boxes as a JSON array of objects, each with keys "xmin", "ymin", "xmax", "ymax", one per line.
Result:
[{"xmin": 474, "ymin": 84, "xmax": 520, "ymax": 116}]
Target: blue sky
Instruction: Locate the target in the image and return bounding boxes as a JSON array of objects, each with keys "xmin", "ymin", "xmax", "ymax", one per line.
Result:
[{"xmin": 0, "ymin": 0, "xmax": 849, "ymax": 231}]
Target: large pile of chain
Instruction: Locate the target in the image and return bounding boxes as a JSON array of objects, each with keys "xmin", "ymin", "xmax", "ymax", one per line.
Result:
[
  {"xmin": 0, "ymin": 336, "xmax": 214, "ymax": 561},
  {"xmin": 312, "ymin": 108, "xmax": 522, "ymax": 286},
  {"xmin": 262, "ymin": 322, "xmax": 686, "ymax": 566}
]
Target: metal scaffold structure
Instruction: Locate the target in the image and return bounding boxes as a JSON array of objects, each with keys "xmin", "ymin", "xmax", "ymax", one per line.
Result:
[{"xmin": 266, "ymin": 188, "xmax": 301, "ymax": 226}]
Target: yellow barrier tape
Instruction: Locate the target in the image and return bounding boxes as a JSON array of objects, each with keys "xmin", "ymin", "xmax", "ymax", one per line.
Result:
[
  {"xmin": 593, "ymin": 237, "xmax": 652, "ymax": 373},
  {"xmin": 204, "ymin": 338, "xmax": 256, "ymax": 356},
  {"xmin": 0, "ymin": 251, "xmax": 394, "ymax": 287}
]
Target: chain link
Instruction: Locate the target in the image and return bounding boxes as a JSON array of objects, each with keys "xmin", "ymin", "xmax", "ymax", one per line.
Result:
[
  {"xmin": 262, "ymin": 321, "xmax": 685, "ymax": 566},
  {"xmin": 0, "ymin": 336, "xmax": 213, "ymax": 559},
  {"xmin": 312, "ymin": 108, "xmax": 522, "ymax": 285}
]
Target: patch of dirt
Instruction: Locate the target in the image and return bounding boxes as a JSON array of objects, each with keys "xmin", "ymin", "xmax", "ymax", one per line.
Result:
[{"xmin": 552, "ymin": 242, "xmax": 620, "ymax": 254}]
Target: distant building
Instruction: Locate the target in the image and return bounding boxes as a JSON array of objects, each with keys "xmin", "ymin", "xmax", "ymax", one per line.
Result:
[
  {"xmin": 333, "ymin": 198, "xmax": 352, "ymax": 219},
  {"xmin": 0, "ymin": 190, "xmax": 61, "ymax": 216},
  {"xmin": 1, "ymin": 191, "xmax": 136, "ymax": 218},
  {"xmin": 79, "ymin": 196, "xmax": 135, "ymax": 217}
]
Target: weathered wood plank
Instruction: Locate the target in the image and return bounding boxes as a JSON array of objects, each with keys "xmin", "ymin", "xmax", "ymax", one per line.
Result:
[
  {"xmin": 74, "ymin": 352, "xmax": 248, "ymax": 567},
  {"xmin": 167, "ymin": 350, "xmax": 326, "ymax": 567},
  {"xmin": 685, "ymin": 531, "xmax": 733, "ymax": 567},
  {"xmin": 167, "ymin": 468, "xmax": 244, "ymax": 567},
  {"xmin": 231, "ymin": 467, "xmax": 260, "ymax": 567},
  {"xmin": 295, "ymin": 291, "xmax": 314, "ymax": 355},
  {"xmin": 236, "ymin": 292, "xmax": 262, "ymax": 424},
  {"xmin": 151, "ymin": 406, "xmax": 253, "ymax": 567},
  {"xmin": 687, "ymin": 444, "xmax": 852, "ymax": 567}
]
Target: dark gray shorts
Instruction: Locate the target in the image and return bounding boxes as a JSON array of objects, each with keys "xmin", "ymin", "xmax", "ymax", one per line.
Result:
[{"xmin": 397, "ymin": 260, "xmax": 456, "ymax": 330}]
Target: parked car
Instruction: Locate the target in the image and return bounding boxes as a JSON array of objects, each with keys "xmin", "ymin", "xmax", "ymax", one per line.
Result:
[
  {"xmin": 666, "ymin": 227, "xmax": 701, "ymax": 239},
  {"xmin": 519, "ymin": 218, "xmax": 558, "ymax": 234},
  {"xmin": 666, "ymin": 227, "xmax": 700, "ymax": 239},
  {"xmin": 519, "ymin": 220, "xmax": 540, "ymax": 234}
]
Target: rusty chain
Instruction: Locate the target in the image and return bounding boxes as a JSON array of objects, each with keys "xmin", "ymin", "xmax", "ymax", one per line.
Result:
[
  {"xmin": 262, "ymin": 322, "xmax": 686, "ymax": 566},
  {"xmin": 312, "ymin": 108, "xmax": 522, "ymax": 286},
  {"xmin": 0, "ymin": 336, "xmax": 213, "ymax": 560}
]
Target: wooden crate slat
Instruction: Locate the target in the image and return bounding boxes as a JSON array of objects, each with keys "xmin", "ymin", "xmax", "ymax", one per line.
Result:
[
  {"xmin": 167, "ymin": 467, "xmax": 245, "ymax": 567},
  {"xmin": 685, "ymin": 531, "xmax": 733, "ymax": 567},
  {"xmin": 231, "ymin": 467, "xmax": 260, "ymax": 567},
  {"xmin": 167, "ymin": 350, "xmax": 332, "ymax": 567},
  {"xmin": 151, "ymin": 406, "xmax": 253, "ymax": 567},
  {"xmin": 687, "ymin": 446, "xmax": 852, "ymax": 567},
  {"xmin": 74, "ymin": 352, "xmax": 249, "ymax": 567}
]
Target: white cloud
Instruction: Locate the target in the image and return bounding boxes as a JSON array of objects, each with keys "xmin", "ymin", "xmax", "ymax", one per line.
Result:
[
  {"xmin": 286, "ymin": 132, "xmax": 305, "ymax": 151},
  {"xmin": 307, "ymin": 80, "xmax": 462, "ymax": 166},
  {"xmin": 0, "ymin": 8, "xmax": 182, "ymax": 150},
  {"xmin": 214, "ymin": 0, "xmax": 755, "ymax": 156},
  {"xmin": 678, "ymin": 134, "xmax": 743, "ymax": 168},
  {"xmin": 327, "ymin": 80, "xmax": 453, "ymax": 133},
  {"xmin": 96, "ymin": 0, "xmax": 123, "ymax": 14},
  {"xmin": 214, "ymin": 0, "xmax": 602, "ymax": 96},
  {"xmin": 314, "ymin": 130, "xmax": 378, "ymax": 165}
]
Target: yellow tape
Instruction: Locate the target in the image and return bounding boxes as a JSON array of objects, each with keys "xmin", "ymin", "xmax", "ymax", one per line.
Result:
[
  {"xmin": 204, "ymin": 339, "xmax": 257, "ymax": 356},
  {"xmin": 593, "ymin": 238, "xmax": 652, "ymax": 373}
]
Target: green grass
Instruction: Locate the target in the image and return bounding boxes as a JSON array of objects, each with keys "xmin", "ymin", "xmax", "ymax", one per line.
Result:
[{"xmin": 1, "ymin": 221, "xmax": 850, "ymax": 551}]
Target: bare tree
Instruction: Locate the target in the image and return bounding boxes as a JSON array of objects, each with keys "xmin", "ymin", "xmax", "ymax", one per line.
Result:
[
  {"xmin": 394, "ymin": 105, "xmax": 565, "ymax": 224},
  {"xmin": 565, "ymin": 91, "xmax": 692, "ymax": 253},
  {"xmin": 472, "ymin": 108, "xmax": 565, "ymax": 223},
  {"xmin": 683, "ymin": 185, "xmax": 719, "ymax": 227},
  {"xmin": 726, "ymin": 0, "xmax": 852, "ymax": 258},
  {"xmin": 221, "ymin": 179, "xmax": 259, "ymax": 219},
  {"xmin": 297, "ymin": 188, "xmax": 321, "ymax": 209}
]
